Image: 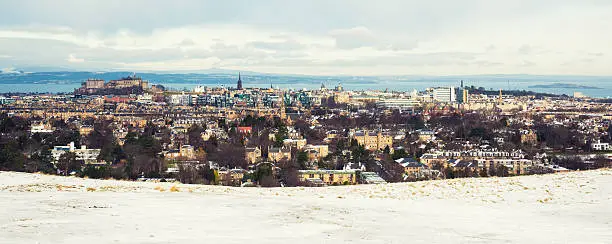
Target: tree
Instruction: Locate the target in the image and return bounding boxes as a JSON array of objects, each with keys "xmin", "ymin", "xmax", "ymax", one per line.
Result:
[
  {"xmin": 81, "ymin": 164, "xmax": 111, "ymax": 179},
  {"xmin": 253, "ymin": 163, "xmax": 278, "ymax": 187},
  {"xmin": 278, "ymin": 159, "xmax": 299, "ymax": 186},
  {"xmin": 57, "ymin": 152, "xmax": 79, "ymax": 176},
  {"xmin": 25, "ymin": 148, "xmax": 55, "ymax": 174},
  {"xmin": 495, "ymin": 164, "xmax": 509, "ymax": 177},
  {"xmin": 351, "ymin": 145, "xmax": 369, "ymax": 164},
  {"xmin": 123, "ymin": 133, "xmax": 163, "ymax": 178},
  {"xmin": 335, "ymin": 139, "xmax": 346, "ymax": 153},
  {"xmin": 379, "ymin": 159, "xmax": 405, "ymax": 183},
  {"xmin": 593, "ymin": 155, "xmax": 611, "ymax": 169},
  {"xmin": 479, "ymin": 167, "xmax": 488, "ymax": 177},
  {"xmin": 296, "ymin": 151, "xmax": 309, "ymax": 169},
  {"xmin": 0, "ymin": 140, "xmax": 26, "ymax": 171},
  {"xmin": 383, "ymin": 145, "xmax": 391, "ymax": 155},
  {"xmin": 274, "ymin": 126, "xmax": 289, "ymax": 147},
  {"xmin": 208, "ymin": 143, "xmax": 247, "ymax": 169},
  {"xmin": 391, "ymin": 148, "xmax": 408, "ymax": 160},
  {"xmin": 177, "ymin": 164, "xmax": 195, "ymax": 184},
  {"xmin": 188, "ymin": 125, "xmax": 206, "ymax": 149}
]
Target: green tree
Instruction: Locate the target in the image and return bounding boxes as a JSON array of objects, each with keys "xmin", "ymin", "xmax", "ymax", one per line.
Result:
[
  {"xmin": 57, "ymin": 152, "xmax": 79, "ymax": 176},
  {"xmin": 81, "ymin": 164, "xmax": 111, "ymax": 179},
  {"xmin": 25, "ymin": 148, "xmax": 55, "ymax": 174},
  {"xmin": 391, "ymin": 148, "xmax": 408, "ymax": 160},
  {"xmin": 296, "ymin": 151, "xmax": 309, "ymax": 168},
  {"xmin": 0, "ymin": 140, "xmax": 26, "ymax": 171},
  {"xmin": 274, "ymin": 126, "xmax": 289, "ymax": 147}
]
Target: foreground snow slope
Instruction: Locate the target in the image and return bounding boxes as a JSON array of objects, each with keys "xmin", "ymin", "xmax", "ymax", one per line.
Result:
[{"xmin": 1, "ymin": 170, "xmax": 611, "ymax": 244}]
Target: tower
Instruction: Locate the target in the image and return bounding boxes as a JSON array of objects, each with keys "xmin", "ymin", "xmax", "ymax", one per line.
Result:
[
  {"xmin": 498, "ymin": 89, "xmax": 503, "ymax": 104},
  {"xmin": 237, "ymin": 72, "xmax": 243, "ymax": 90}
]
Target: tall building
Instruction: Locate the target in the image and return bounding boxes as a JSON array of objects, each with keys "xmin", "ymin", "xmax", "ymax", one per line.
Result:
[
  {"xmin": 237, "ymin": 73, "xmax": 243, "ymax": 90},
  {"xmin": 457, "ymin": 81, "xmax": 469, "ymax": 104},
  {"xmin": 433, "ymin": 87, "xmax": 456, "ymax": 103}
]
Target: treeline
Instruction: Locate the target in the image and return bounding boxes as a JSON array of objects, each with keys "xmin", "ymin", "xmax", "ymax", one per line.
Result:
[{"xmin": 463, "ymin": 86, "xmax": 561, "ymax": 98}]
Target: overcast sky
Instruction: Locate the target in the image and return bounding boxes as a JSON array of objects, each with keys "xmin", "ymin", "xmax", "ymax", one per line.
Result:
[{"xmin": 0, "ymin": 0, "xmax": 611, "ymax": 75}]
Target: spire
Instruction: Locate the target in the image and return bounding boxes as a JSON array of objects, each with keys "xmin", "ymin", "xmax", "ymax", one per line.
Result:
[{"xmin": 237, "ymin": 72, "xmax": 243, "ymax": 90}]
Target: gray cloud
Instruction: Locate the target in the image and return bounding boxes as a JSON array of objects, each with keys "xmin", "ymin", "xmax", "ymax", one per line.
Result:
[{"xmin": 0, "ymin": 0, "xmax": 611, "ymax": 75}]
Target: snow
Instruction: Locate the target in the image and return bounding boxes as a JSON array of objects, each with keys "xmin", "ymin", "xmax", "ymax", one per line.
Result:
[{"xmin": 1, "ymin": 170, "xmax": 611, "ymax": 243}]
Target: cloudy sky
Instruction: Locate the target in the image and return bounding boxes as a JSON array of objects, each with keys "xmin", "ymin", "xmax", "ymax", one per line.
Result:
[{"xmin": 0, "ymin": 0, "xmax": 611, "ymax": 75}]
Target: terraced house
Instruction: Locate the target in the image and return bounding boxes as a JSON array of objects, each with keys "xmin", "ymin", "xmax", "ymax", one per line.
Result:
[{"xmin": 298, "ymin": 170, "xmax": 357, "ymax": 186}]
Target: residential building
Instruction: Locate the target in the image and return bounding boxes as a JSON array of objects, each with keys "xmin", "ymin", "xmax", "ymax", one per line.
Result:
[
  {"xmin": 283, "ymin": 138, "xmax": 307, "ymax": 150},
  {"xmin": 520, "ymin": 129, "xmax": 538, "ymax": 145},
  {"xmin": 237, "ymin": 126, "xmax": 252, "ymax": 134},
  {"xmin": 245, "ymin": 147, "xmax": 262, "ymax": 164},
  {"xmin": 165, "ymin": 145, "xmax": 195, "ymax": 160},
  {"xmin": 419, "ymin": 153, "xmax": 447, "ymax": 168},
  {"xmin": 169, "ymin": 93, "xmax": 192, "ymax": 106},
  {"xmin": 79, "ymin": 125, "xmax": 94, "ymax": 135},
  {"xmin": 304, "ymin": 144, "xmax": 329, "ymax": 159},
  {"xmin": 591, "ymin": 140, "xmax": 611, "ymax": 151},
  {"xmin": 376, "ymin": 98, "xmax": 420, "ymax": 110},
  {"xmin": 396, "ymin": 158, "xmax": 428, "ymax": 174},
  {"xmin": 417, "ymin": 130, "xmax": 435, "ymax": 142},
  {"xmin": 351, "ymin": 130, "xmax": 393, "ymax": 151},
  {"xmin": 475, "ymin": 158, "xmax": 534, "ymax": 175},
  {"xmin": 51, "ymin": 142, "xmax": 100, "ymax": 164},
  {"xmin": 30, "ymin": 123, "xmax": 54, "ymax": 133},
  {"xmin": 268, "ymin": 146, "xmax": 291, "ymax": 161},
  {"xmin": 298, "ymin": 169, "xmax": 357, "ymax": 185}
]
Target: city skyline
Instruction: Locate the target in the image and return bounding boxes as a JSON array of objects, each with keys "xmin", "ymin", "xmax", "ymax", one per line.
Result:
[{"xmin": 0, "ymin": 0, "xmax": 611, "ymax": 75}]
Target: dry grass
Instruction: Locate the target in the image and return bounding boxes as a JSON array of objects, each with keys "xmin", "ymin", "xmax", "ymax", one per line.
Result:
[
  {"xmin": 169, "ymin": 186, "xmax": 180, "ymax": 192},
  {"xmin": 86, "ymin": 187, "xmax": 96, "ymax": 192},
  {"xmin": 154, "ymin": 186, "xmax": 165, "ymax": 192}
]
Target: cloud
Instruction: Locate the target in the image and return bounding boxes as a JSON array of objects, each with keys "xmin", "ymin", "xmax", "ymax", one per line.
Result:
[
  {"xmin": 329, "ymin": 26, "xmax": 377, "ymax": 49},
  {"xmin": 518, "ymin": 45, "xmax": 533, "ymax": 55},
  {"xmin": 329, "ymin": 26, "xmax": 417, "ymax": 51},
  {"xmin": 67, "ymin": 54, "xmax": 84, "ymax": 63},
  {"xmin": 588, "ymin": 52, "xmax": 604, "ymax": 57},
  {"xmin": 0, "ymin": 1, "xmax": 611, "ymax": 75}
]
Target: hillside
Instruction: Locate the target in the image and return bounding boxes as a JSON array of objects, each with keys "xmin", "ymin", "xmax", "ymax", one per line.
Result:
[{"xmin": 1, "ymin": 170, "xmax": 611, "ymax": 243}]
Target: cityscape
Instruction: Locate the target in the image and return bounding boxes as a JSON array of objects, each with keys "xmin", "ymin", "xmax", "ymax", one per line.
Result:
[
  {"xmin": 1, "ymin": 1, "xmax": 611, "ymax": 243},
  {"xmin": 1, "ymin": 73, "xmax": 611, "ymax": 186}
]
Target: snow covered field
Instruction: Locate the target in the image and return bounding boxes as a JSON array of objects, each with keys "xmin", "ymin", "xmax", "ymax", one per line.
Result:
[{"xmin": 1, "ymin": 170, "xmax": 611, "ymax": 244}]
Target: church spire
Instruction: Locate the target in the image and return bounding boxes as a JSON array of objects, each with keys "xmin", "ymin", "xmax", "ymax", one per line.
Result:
[{"xmin": 237, "ymin": 72, "xmax": 243, "ymax": 90}]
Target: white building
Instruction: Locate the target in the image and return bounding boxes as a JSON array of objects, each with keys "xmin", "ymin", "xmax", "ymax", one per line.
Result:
[
  {"xmin": 433, "ymin": 87, "xmax": 456, "ymax": 103},
  {"xmin": 591, "ymin": 140, "xmax": 611, "ymax": 151},
  {"xmin": 169, "ymin": 93, "xmax": 192, "ymax": 105},
  {"xmin": 193, "ymin": 86, "xmax": 206, "ymax": 93},
  {"xmin": 137, "ymin": 94, "xmax": 153, "ymax": 104},
  {"xmin": 376, "ymin": 98, "xmax": 421, "ymax": 109},
  {"xmin": 30, "ymin": 124, "xmax": 54, "ymax": 133},
  {"xmin": 51, "ymin": 142, "xmax": 101, "ymax": 164}
]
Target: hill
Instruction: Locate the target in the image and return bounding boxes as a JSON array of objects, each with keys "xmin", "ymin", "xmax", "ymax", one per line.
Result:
[{"xmin": 1, "ymin": 170, "xmax": 611, "ymax": 243}]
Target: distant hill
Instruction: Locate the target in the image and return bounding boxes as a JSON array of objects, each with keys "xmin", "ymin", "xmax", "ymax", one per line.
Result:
[{"xmin": 528, "ymin": 83, "xmax": 602, "ymax": 89}]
